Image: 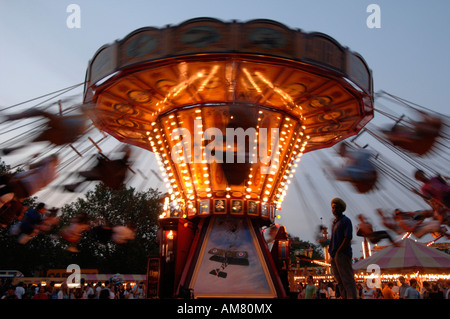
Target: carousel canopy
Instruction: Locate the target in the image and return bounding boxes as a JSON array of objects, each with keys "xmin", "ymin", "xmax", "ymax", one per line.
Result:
[{"xmin": 353, "ymin": 239, "xmax": 450, "ymax": 274}]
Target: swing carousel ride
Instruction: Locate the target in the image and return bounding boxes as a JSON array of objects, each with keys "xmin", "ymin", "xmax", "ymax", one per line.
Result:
[{"xmin": 1, "ymin": 18, "xmax": 449, "ymax": 298}]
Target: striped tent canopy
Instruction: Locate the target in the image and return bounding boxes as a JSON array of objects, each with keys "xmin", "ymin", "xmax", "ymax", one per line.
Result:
[{"xmin": 353, "ymin": 239, "xmax": 450, "ymax": 274}]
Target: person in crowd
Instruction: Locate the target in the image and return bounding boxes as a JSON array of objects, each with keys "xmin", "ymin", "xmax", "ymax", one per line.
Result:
[
  {"xmin": 317, "ymin": 280, "xmax": 329, "ymax": 299},
  {"xmin": 398, "ymin": 276, "xmax": 410, "ymax": 299},
  {"xmin": 303, "ymin": 275, "xmax": 316, "ymax": 299},
  {"xmin": 327, "ymin": 282, "xmax": 336, "ymax": 299},
  {"xmin": 421, "ymin": 281, "xmax": 431, "ymax": 299},
  {"xmin": 375, "ymin": 288, "xmax": 384, "ymax": 299},
  {"xmin": 84, "ymin": 282, "xmax": 95, "ymax": 299},
  {"xmin": 57, "ymin": 282, "xmax": 71, "ymax": 299},
  {"xmin": 14, "ymin": 282, "xmax": 26, "ymax": 299},
  {"xmin": 429, "ymin": 283, "xmax": 445, "ymax": 299},
  {"xmin": 1, "ymin": 286, "xmax": 18, "ymax": 299},
  {"xmin": 132, "ymin": 281, "xmax": 146, "ymax": 299},
  {"xmin": 404, "ymin": 278, "xmax": 421, "ymax": 299},
  {"xmin": 445, "ymin": 280, "xmax": 450, "ymax": 299},
  {"xmin": 33, "ymin": 285, "xmax": 49, "ymax": 299},
  {"xmin": 361, "ymin": 282, "xmax": 376, "ymax": 299},
  {"xmin": 382, "ymin": 282, "xmax": 395, "ymax": 299},
  {"xmin": 124, "ymin": 283, "xmax": 134, "ymax": 299},
  {"xmin": 99, "ymin": 281, "xmax": 115, "ymax": 299}
]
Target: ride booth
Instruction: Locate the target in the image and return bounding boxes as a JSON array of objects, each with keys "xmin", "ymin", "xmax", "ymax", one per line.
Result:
[{"xmin": 82, "ymin": 18, "xmax": 373, "ymax": 298}]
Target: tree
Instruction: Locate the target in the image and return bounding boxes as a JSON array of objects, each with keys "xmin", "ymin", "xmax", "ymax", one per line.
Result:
[{"xmin": 289, "ymin": 235, "xmax": 325, "ymax": 268}]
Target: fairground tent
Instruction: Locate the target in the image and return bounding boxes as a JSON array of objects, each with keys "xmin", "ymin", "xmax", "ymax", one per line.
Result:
[{"xmin": 353, "ymin": 238, "xmax": 450, "ymax": 275}]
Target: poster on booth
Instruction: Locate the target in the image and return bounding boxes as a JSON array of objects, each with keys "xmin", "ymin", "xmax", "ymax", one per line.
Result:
[{"xmin": 190, "ymin": 216, "xmax": 276, "ymax": 298}]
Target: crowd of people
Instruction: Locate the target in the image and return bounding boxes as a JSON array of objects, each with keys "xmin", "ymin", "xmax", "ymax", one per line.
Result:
[
  {"xmin": 295, "ymin": 275, "xmax": 450, "ymax": 299},
  {"xmin": 0, "ymin": 278, "xmax": 146, "ymax": 300}
]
